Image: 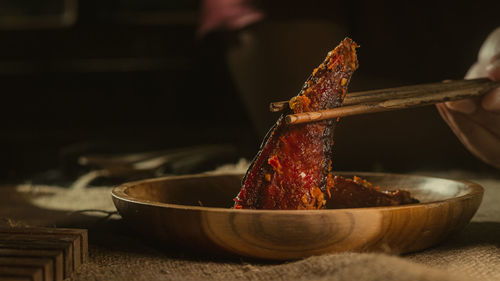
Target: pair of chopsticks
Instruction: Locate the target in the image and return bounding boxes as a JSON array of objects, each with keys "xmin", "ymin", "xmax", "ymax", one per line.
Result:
[{"xmin": 270, "ymin": 78, "xmax": 500, "ymax": 125}]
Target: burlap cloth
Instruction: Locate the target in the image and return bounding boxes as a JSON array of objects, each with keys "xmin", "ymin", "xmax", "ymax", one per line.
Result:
[{"xmin": 2, "ymin": 168, "xmax": 500, "ymax": 281}]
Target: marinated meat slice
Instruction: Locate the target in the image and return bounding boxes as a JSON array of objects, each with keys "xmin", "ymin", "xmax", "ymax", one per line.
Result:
[
  {"xmin": 234, "ymin": 38, "xmax": 359, "ymax": 209},
  {"xmin": 325, "ymin": 176, "xmax": 418, "ymax": 209}
]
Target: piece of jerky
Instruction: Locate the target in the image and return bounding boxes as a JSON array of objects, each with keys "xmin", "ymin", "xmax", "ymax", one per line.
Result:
[
  {"xmin": 234, "ymin": 38, "xmax": 359, "ymax": 209},
  {"xmin": 325, "ymin": 176, "xmax": 419, "ymax": 209}
]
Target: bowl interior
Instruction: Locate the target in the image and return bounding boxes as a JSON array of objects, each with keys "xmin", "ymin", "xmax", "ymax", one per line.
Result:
[
  {"xmin": 123, "ymin": 172, "xmax": 473, "ymax": 208},
  {"xmin": 125, "ymin": 173, "xmax": 241, "ymax": 208}
]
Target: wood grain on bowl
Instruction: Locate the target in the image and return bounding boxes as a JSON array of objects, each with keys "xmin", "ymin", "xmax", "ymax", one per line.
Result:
[{"xmin": 112, "ymin": 172, "xmax": 483, "ymax": 260}]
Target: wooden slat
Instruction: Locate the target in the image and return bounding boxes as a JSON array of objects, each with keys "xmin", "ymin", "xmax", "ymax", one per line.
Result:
[
  {"xmin": 0, "ymin": 266, "xmax": 43, "ymax": 281},
  {"xmin": 0, "ymin": 277, "xmax": 32, "ymax": 281},
  {"xmin": 0, "ymin": 234, "xmax": 80, "ymax": 271},
  {"xmin": 0, "ymin": 228, "xmax": 88, "ymax": 281},
  {"xmin": 0, "ymin": 241, "xmax": 72, "ymax": 278},
  {"xmin": 0, "ymin": 257, "xmax": 53, "ymax": 281},
  {"xmin": 0, "ymin": 228, "xmax": 87, "ymax": 264},
  {"xmin": 0, "ymin": 249, "xmax": 63, "ymax": 281}
]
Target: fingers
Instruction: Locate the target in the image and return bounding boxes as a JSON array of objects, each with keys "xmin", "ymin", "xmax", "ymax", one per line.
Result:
[
  {"xmin": 465, "ymin": 61, "xmax": 488, "ymax": 79},
  {"xmin": 445, "ymin": 51, "xmax": 500, "ymax": 114},
  {"xmin": 436, "ymin": 27, "xmax": 500, "ymax": 169},
  {"xmin": 436, "ymin": 102, "xmax": 500, "ymax": 169},
  {"xmin": 486, "ymin": 55, "xmax": 500, "ymax": 80},
  {"xmin": 482, "ymin": 55, "xmax": 500, "ymax": 111},
  {"xmin": 481, "ymin": 88, "xmax": 500, "ymax": 112},
  {"xmin": 478, "ymin": 27, "xmax": 500, "ymax": 63},
  {"xmin": 443, "ymin": 62, "xmax": 484, "ymax": 114},
  {"xmin": 444, "ymin": 99, "xmax": 477, "ymax": 114}
]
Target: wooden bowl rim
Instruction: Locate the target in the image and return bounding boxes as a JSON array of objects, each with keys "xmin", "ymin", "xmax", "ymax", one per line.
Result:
[{"xmin": 111, "ymin": 171, "xmax": 484, "ymax": 214}]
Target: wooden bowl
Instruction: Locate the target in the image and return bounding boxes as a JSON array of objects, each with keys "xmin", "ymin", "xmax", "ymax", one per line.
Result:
[{"xmin": 112, "ymin": 172, "xmax": 483, "ymax": 260}]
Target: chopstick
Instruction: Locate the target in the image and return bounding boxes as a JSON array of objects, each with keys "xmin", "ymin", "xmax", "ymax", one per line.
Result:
[
  {"xmin": 269, "ymin": 81, "xmax": 450, "ymax": 112},
  {"xmin": 270, "ymin": 78, "xmax": 500, "ymax": 125}
]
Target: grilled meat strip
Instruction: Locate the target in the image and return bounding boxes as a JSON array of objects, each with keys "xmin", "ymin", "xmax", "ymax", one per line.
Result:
[
  {"xmin": 326, "ymin": 176, "xmax": 418, "ymax": 209},
  {"xmin": 234, "ymin": 38, "xmax": 359, "ymax": 209}
]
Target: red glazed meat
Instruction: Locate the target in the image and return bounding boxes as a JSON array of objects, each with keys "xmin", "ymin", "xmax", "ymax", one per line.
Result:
[
  {"xmin": 234, "ymin": 38, "xmax": 359, "ymax": 209},
  {"xmin": 326, "ymin": 176, "xmax": 418, "ymax": 209}
]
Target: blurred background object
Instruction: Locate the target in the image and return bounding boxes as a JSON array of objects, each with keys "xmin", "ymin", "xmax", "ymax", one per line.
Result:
[
  {"xmin": 1, "ymin": 0, "xmax": 499, "ymax": 184},
  {"xmin": 0, "ymin": 0, "xmax": 253, "ymax": 183},
  {"xmin": 0, "ymin": 0, "xmax": 77, "ymax": 29}
]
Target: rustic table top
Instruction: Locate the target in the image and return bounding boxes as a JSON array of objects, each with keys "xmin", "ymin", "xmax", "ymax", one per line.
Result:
[{"xmin": 1, "ymin": 170, "xmax": 499, "ymax": 281}]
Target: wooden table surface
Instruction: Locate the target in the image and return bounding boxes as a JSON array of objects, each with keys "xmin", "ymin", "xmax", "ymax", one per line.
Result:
[{"xmin": 1, "ymin": 170, "xmax": 499, "ymax": 281}]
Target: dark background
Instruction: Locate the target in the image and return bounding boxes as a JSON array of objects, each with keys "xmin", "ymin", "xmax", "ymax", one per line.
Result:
[{"xmin": 1, "ymin": 0, "xmax": 499, "ymax": 183}]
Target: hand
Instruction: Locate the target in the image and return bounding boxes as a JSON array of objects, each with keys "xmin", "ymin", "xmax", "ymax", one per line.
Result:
[{"xmin": 436, "ymin": 27, "xmax": 500, "ymax": 168}]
